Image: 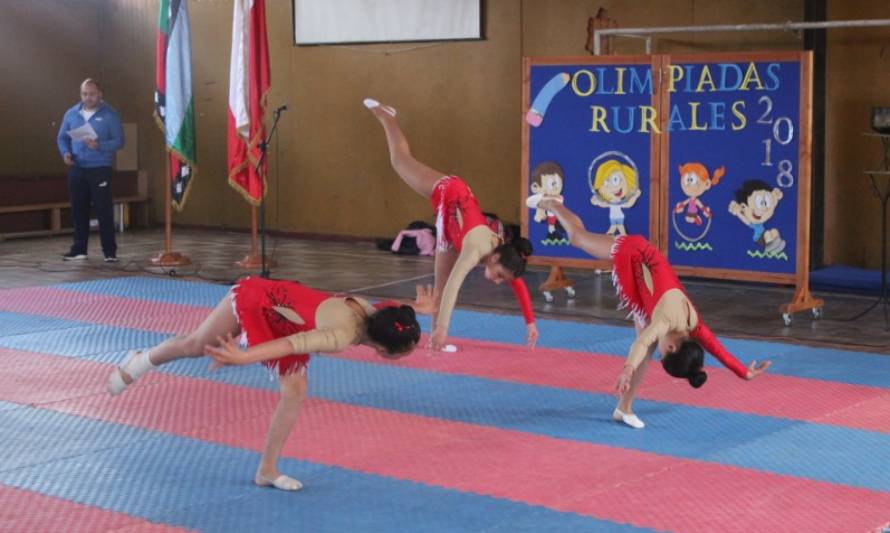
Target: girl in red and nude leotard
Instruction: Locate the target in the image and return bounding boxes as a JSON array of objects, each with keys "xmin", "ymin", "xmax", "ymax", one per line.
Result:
[
  {"xmin": 530, "ymin": 195, "xmax": 771, "ymax": 429},
  {"xmin": 366, "ymin": 99, "xmax": 538, "ymax": 351},
  {"xmin": 107, "ymin": 276, "xmax": 428, "ymax": 491}
]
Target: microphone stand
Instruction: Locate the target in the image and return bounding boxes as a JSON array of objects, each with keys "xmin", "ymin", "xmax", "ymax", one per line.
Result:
[{"xmin": 254, "ymin": 105, "xmax": 285, "ymax": 278}]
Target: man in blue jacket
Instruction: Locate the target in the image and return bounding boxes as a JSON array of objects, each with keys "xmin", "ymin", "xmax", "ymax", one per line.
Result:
[{"xmin": 56, "ymin": 78, "xmax": 125, "ymax": 261}]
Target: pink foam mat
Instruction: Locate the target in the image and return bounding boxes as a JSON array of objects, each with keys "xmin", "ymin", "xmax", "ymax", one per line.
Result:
[
  {"xmin": 3, "ymin": 287, "xmax": 887, "ymax": 434},
  {"xmin": 330, "ymin": 339, "xmax": 890, "ymax": 433},
  {"xmin": 0, "ymin": 287, "xmax": 208, "ymax": 334},
  {"xmin": 3, "ymin": 351, "xmax": 886, "ymax": 533}
]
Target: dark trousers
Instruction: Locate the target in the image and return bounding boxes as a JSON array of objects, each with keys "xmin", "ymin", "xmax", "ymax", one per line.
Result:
[{"xmin": 67, "ymin": 165, "xmax": 116, "ymax": 256}]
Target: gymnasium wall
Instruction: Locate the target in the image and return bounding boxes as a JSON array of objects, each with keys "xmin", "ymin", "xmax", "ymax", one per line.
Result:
[
  {"xmin": 0, "ymin": 0, "xmax": 104, "ymax": 175},
  {"xmin": 96, "ymin": 0, "xmax": 523, "ymax": 236},
  {"xmin": 96, "ymin": 0, "xmax": 803, "ymax": 234},
  {"xmin": 7, "ymin": 0, "xmax": 890, "ymax": 269},
  {"xmin": 825, "ymin": 0, "xmax": 890, "ymax": 269}
]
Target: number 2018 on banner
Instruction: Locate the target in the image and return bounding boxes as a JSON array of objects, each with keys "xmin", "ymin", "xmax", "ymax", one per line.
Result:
[{"xmin": 757, "ymin": 95, "xmax": 795, "ymax": 188}]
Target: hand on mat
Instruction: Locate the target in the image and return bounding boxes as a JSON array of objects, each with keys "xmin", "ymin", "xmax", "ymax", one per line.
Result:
[
  {"xmin": 745, "ymin": 360, "xmax": 771, "ymax": 380},
  {"xmin": 615, "ymin": 366, "xmax": 634, "ymax": 396},
  {"xmin": 526, "ymin": 323, "xmax": 539, "ymax": 349},
  {"xmin": 205, "ymin": 333, "xmax": 249, "ymax": 369},
  {"xmin": 429, "ymin": 326, "xmax": 447, "ymax": 354},
  {"xmin": 412, "ymin": 284, "xmax": 435, "ymax": 315}
]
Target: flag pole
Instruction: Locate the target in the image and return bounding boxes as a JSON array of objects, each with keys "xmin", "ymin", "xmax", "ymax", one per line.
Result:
[
  {"xmin": 151, "ymin": 157, "xmax": 191, "ymax": 267},
  {"xmin": 231, "ymin": 0, "xmax": 274, "ymax": 272},
  {"xmin": 236, "ymin": 205, "xmax": 263, "ymax": 268},
  {"xmin": 235, "ymin": 105, "xmax": 283, "ymax": 274}
]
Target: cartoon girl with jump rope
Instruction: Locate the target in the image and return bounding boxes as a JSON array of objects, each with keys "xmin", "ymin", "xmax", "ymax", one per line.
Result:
[{"xmin": 672, "ymin": 162, "xmax": 724, "ymax": 250}]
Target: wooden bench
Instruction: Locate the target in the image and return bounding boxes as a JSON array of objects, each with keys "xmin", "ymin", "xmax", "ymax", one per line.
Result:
[{"xmin": 0, "ymin": 170, "xmax": 149, "ymax": 240}]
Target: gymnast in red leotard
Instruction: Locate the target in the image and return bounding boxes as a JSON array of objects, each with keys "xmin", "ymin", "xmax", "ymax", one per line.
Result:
[
  {"xmin": 366, "ymin": 98, "xmax": 538, "ymax": 352},
  {"xmin": 107, "ymin": 276, "xmax": 429, "ymax": 490},
  {"xmin": 530, "ymin": 195, "xmax": 771, "ymax": 429}
]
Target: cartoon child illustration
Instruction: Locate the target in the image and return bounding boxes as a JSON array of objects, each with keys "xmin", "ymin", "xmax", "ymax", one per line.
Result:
[
  {"xmin": 674, "ymin": 163, "xmax": 724, "ymax": 226},
  {"xmin": 528, "ymin": 161, "xmax": 567, "ymax": 242},
  {"xmin": 728, "ymin": 179, "xmax": 786, "ymax": 254},
  {"xmin": 590, "ymin": 159, "xmax": 642, "ymax": 236}
]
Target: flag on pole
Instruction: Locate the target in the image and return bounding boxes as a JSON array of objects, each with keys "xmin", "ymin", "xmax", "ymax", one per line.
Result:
[
  {"xmin": 154, "ymin": 0, "xmax": 197, "ymax": 211},
  {"xmin": 227, "ymin": 0, "xmax": 271, "ymax": 205}
]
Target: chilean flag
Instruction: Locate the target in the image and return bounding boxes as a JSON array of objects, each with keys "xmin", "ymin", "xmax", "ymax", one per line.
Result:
[
  {"xmin": 154, "ymin": 0, "xmax": 197, "ymax": 211},
  {"xmin": 227, "ymin": 0, "xmax": 270, "ymax": 206}
]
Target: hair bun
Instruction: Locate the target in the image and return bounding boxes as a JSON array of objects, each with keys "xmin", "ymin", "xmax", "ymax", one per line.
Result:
[
  {"xmin": 689, "ymin": 371, "xmax": 708, "ymax": 388},
  {"xmin": 512, "ymin": 236, "xmax": 533, "ymax": 257}
]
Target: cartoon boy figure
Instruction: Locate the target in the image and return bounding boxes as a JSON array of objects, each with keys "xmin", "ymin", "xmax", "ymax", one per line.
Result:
[
  {"xmin": 674, "ymin": 163, "xmax": 724, "ymax": 226},
  {"xmin": 591, "ymin": 159, "xmax": 641, "ymax": 235},
  {"xmin": 728, "ymin": 179, "xmax": 786, "ymax": 254},
  {"xmin": 528, "ymin": 161, "xmax": 566, "ymax": 241}
]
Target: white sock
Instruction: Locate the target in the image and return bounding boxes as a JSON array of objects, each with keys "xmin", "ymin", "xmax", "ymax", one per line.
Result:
[
  {"xmin": 107, "ymin": 350, "xmax": 156, "ymax": 396},
  {"xmin": 362, "ymin": 98, "xmax": 396, "ymax": 116},
  {"xmin": 132, "ymin": 349, "xmax": 157, "ymax": 374}
]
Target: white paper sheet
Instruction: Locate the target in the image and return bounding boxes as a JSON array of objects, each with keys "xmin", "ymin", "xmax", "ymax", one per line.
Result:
[{"xmin": 67, "ymin": 122, "xmax": 98, "ymax": 142}]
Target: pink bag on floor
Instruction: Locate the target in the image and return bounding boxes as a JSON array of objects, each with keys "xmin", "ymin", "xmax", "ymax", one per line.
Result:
[{"xmin": 391, "ymin": 228, "xmax": 436, "ymax": 256}]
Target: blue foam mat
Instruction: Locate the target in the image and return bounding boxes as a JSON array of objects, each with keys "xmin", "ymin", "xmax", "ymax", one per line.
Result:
[
  {"xmin": 54, "ymin": 276, "xmax": 230, "ymax": 307},
  {"xmin": 0, "ymin": 310, "xmax": 92, "ymax": 338},
  {"xmin": 2, "ymin": 295, "xmax": 887, "ymax": 388},
  {"xmin": 0, "ymin": 405, "xmax": 651, "ymax": 533},
  {"xmin": 2, "ymin": 318, "xmax": 888, "ymax": 492},
  {"xmin": 1, "ymin": 276, "xmax": 889, "ymax": 532}
]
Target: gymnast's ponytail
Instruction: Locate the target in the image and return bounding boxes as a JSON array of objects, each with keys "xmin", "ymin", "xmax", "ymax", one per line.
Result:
[
  {"xmin": 366, "ymin": 305, "xmax": 421, "ymax": 357},
  {"xmin": 494, "ymin": 237, "xmax": 533, "ymax": 278}
]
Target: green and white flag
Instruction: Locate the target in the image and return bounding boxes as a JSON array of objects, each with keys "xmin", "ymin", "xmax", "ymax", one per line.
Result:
[{"xmin": 154, "ymin": 0, "xmax": 197, "ymax": 210}]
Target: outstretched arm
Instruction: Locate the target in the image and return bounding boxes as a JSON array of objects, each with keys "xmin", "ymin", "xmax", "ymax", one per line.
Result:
[
  {"xmin": 206, "ymin": 326, "xmax": 351, "ymax": 367},
  {"xmin": 206, "ymin": 334, "xmax": 293, "ymax": 367},
  {"xmin": 628, "ymin": 320, "xmax": 668, "ymax": 370},
  {"xmin": 431, "ymin": 246, "xmax": 459, "ymax": 332},
  {"xmin": 615, "ymin": 320, "xmax": 666, "ymax": 395},
  {"xmin": 431, "ymin": 244, "xmax": 483, "ymax": 349},
  {"xmin": 690, "ymin": 322, "xmax": 769, "ymax": 379},
  {"xmin": 510, "ymin": 278, "xmax": 538, "ymax": 348}
]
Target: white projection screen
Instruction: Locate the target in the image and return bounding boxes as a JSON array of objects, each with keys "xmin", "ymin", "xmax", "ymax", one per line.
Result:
[{"xmin": 293, "ymin": 0, "xmax": 482, "ymax": 45}]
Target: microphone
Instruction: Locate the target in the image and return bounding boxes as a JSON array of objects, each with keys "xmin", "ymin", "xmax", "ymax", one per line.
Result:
[{"xmin": 274, "ymin": 103, "xmax": 288, "ymax": 113}]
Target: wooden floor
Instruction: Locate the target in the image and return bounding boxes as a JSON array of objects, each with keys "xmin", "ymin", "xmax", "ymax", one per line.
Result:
[{"xmin": 1, "ymin": 227, "xmax": 887, "ymax": 353}]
